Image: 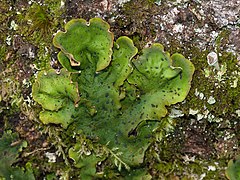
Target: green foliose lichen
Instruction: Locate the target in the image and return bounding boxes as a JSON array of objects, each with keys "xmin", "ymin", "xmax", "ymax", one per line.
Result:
[
  {"xmin": 226, "ymin": 155, "xmax": 240, "ymax": 180},
  {"xmin": 32, "ymin": 17, "xmax": 194, "ymax": 169},
  {"xmin": 0, "ymin": 131, "xmax": 34, "ymax": 180},
  {"xmin": 32, "ymin": 69, "xmax": 80, "ymax": 128}
]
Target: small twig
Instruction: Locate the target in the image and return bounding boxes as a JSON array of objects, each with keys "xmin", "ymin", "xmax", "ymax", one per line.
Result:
[{"xmin": 22, "ymin": 147, "xmax": 50, "ymax": 157}]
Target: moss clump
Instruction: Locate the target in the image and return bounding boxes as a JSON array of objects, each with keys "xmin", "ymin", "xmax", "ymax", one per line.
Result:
[
  {"xmin": 181, "ymin": 46, "xmax": 240, "ymax": 119},
  {"xmin": 27, "ymin": 4, "xmax": 53, "ymax": 37}
]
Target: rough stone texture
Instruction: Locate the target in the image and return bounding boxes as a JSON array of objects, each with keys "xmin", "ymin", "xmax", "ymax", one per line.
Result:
[
  {"xmin": 64, "ymin": 0, "xmax": 239, "ymax": 55},
  {"xmin": 203, "ymin": 0, "xmax": 240, "ymax": 27}
]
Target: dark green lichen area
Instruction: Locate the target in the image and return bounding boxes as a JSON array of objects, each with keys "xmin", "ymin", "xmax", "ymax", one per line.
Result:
[{"xmin": 0, "ymin": 131, "xmax": 34, "ymax": 180}]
